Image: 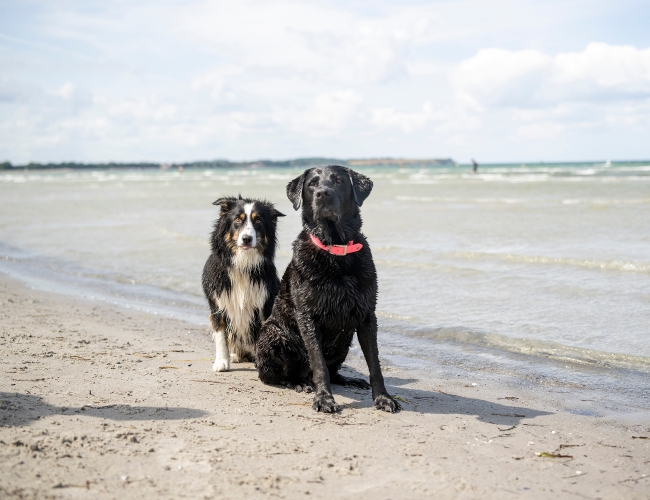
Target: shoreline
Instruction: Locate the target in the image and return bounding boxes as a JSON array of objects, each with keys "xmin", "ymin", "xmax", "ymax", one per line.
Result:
[
  {"xmin": 2, "ymin": 248, "xmax": 649, "ymax": 423},
  {"xmin": 2, "ymin": 249, "xmax": 649, "ymax": 424},
  {"xmin": 1, "ymin": 272, "xmax": 649, "ymax": 498}
]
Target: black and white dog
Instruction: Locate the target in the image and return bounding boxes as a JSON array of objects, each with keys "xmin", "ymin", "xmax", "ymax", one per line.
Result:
[
  {"xmin": 255, "ymin": 166, "xmax": 400, "ymax": 413},
  {"xmin": 202, "ymin": 196, "xmax": 284, "ymax": 372}
]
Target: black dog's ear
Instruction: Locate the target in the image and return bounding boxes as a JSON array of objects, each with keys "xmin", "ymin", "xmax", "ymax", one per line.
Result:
[
  {"xmin": 212, "ymin": 197, "xmax": 235, "ymax": 214},
  {"xmin": 344, "ymin": 168, "xmax": 373, "ymax": 207},
  {"xmin": 286, "ymin": 169, "xmax": 310, "ymax": 210}
]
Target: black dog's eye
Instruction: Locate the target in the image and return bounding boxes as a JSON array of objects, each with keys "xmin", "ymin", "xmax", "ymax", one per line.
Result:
[
  {"xmin": 308, "ymin": 180, "xmax": 317, "ymax": 187},
  {"xmin": 335, "ymin": 177, "xmax": 343, "ymax": 184}
]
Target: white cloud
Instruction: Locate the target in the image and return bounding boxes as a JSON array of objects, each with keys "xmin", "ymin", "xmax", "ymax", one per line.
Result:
[
  {"xmin": 174, "ymin": 0, "xmax": 445, "ymax": 87},
  {"xmin": 268, "ymin": 89, "xmax": 364, "ymax": 137},
  {"xmin": 191, "ymin": 71, "xmax": 226, "ymax": 100},
  {"xmin": 447, "ymin": 42, "xmax": 650, "ymax": 144},
  {"xmin": 56, "ymin": 82, "xmax": 77, "ymax": 100},
  {"xmin": 452, "ymin": 48, "xmax": 551, "ymax": 109},
  {"xmin": 371, "ymin": 101, "xmax": 434, "ymax": 133},
  {"xmin": 455, "ymin": 48, "xmax": 551, "ymax": 92},
  {"xmin": 553, "ymin": 43, "xmax": 650, "ymax": 87},
  {"xmin": 307, "ymin": 89, "xmax": 365, "ymax": 130},
  {"xmin": 453, "ymin": 42, "xmax": 650, "ymax": 110},
  {"xmin": 517, "ymin": 121, "xmax": 565, "ymax": 140}
]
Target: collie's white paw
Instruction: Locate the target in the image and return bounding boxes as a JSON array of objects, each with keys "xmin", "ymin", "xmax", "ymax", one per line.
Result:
[{"xmin": 212, "ymin": 358, "xmax": 230, "ymax": 372}]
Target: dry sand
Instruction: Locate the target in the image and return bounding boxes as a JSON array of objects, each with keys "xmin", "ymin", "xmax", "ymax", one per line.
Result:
[{"xmin": 1, "ymin": 273, "xmax": 649, "ymax": 499}]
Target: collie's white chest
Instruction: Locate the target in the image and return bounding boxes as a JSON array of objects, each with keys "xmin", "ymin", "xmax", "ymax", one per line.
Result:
[{"xmin": 213, "ymin": 251, "xmax": 268, "ymax": 344}]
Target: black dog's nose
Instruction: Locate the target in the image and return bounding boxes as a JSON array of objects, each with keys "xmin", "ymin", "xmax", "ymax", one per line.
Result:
[
  {"xmin": 242, "ymin": 235, "xmax": 253, "ymax": 245},
  {"xmin": 315, "ymin": 188, "xmax": 332, "ymax": 198}
]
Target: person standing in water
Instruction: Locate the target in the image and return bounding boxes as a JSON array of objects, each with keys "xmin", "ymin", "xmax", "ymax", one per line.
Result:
[{"xmin": 471, "ymin": 158, "xmax": 478, "ymax": 173}]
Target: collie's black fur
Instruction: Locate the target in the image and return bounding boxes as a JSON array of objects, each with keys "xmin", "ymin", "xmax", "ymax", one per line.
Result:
[
  {"xmin": 202, "ymin": 195, "xmax": 284, "ymax": 372},
  {"xmin": 255, "ymin": 166, "xmax": 400, "ymax": 413}
]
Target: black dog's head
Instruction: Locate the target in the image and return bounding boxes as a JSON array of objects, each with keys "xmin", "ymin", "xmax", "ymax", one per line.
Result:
[
  {"xmin": 211, "ymin": 195, "xmax": 285, "ymax": 258},
  {"xmin": 286, "ymin": 165, "xmax": 372, "ymax": 244}
]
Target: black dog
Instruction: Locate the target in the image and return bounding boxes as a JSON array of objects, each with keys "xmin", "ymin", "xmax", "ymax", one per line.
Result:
[
  {"xmin": 202, "ymin": 196, "xmax": 284, "ymax": 372},
  {"xmin": 255, "ymin": 166, "xmax": 400, "ymax": 413}
]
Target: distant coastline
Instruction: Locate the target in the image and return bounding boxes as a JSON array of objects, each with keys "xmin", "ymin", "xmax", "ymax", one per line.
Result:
[
  {"xmin": 0, "ymin": 157, "xmax": 456, "ymax": 171},
  {"xmin": 1, "ymin": 158, "xmax": 648, "ymax": 171}
]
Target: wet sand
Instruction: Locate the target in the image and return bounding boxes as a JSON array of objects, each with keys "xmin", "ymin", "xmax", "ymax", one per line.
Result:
[{"xmin": 1, "ymin": 273, "xmax": 649, "ymax": 499}]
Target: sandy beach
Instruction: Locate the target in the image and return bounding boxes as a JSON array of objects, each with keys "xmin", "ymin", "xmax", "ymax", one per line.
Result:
[{"xmin": 1, "ymin": 273, "xmax": 649, "ymax": 499}]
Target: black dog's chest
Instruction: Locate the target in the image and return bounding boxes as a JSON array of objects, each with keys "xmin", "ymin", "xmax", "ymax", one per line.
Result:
[
  {"xmin": 293, "ymin": 243, "xmax": 376, "ymax": 322},
  {"xmin": 304, "ymin": 271, "xmax": 371, "ymax": 334},
  {"xmin": 315, "ymin": 276, "xmax": 360, "ymax": 311}
]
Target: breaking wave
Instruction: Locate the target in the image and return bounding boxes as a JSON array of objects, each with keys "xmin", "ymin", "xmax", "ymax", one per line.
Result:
[{"xmin": 377, "ymin": 315, "xmax": 650, "ymax": 374}]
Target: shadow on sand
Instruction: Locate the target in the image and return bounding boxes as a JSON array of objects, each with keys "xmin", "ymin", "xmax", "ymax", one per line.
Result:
[
  {"xmin": 0, "ymin": 392, "xmax": 208, "ymax": 428},
  {"xmin": 306, "ymin": 366, "xmax": 553, "ymax": 426}
]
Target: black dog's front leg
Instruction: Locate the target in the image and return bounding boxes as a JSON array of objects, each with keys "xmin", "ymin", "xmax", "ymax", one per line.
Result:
[
  {"xmin": 357, "ymin": 313, "xmax": 401, "ymax": 413},
  {"xmin": 297, "ymin": 313, "xmax": 341, "ymax": 413}
]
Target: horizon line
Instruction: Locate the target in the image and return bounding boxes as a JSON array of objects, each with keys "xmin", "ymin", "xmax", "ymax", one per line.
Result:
[{"xmin": 2, "ymin": 157, "xmax": 649, "ymax": 170}]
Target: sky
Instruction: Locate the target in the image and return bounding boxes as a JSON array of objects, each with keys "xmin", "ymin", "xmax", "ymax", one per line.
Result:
[{"xmin": 1, "ymin": 0, "xmax": 649, "ymax": 164}]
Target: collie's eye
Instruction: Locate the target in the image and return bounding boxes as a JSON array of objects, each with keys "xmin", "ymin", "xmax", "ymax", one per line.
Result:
[
  {"xmin": 234, "ymin": 218, "xmax": 242, "ymax": 225},
  {"xmin": 254, "ymin": 219, "xmax": 262, "ymax": 225}
]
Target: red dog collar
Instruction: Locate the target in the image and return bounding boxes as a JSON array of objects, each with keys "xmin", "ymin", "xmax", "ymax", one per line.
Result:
[{"xmin": 309, "ymin": 234, "xmax": 363, "ymax": 256}]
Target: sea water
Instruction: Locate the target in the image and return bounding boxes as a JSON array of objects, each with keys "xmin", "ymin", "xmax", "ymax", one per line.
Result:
[{"xmin": 1, "ymin": 163, "xmax": 649, "ymax": 417}]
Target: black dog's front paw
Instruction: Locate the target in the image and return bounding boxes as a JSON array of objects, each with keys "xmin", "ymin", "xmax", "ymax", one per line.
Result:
[
  {"xmin": 374, "ymin": 393, "xmax": 401, "ymax": 413},
  {"xmin": 331, "ymin": 373, "xmax": 371, "ymax": 390},
  {"xmin": 312, "ymin": 392, "xmax": 341, "ymax": 413},
  {"xmin": 280, "ymin": 380, "xmax": 314, "ymax": 393},
  {"xmin": 294, "ymin": 381, "xmax": 314, "ymax": 394},
  {"xmin": 344, "ymin": 377, "xmax": 371, "ymax": 390}
]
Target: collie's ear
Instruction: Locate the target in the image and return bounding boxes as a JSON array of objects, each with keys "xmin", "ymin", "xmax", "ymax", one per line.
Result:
[
  {"xmin": 212, "ymin": 197, "xmax": 235, "ymax": 214},
  {"xmin": 344, "ymin": 168, "xmax": 373, "ymax": 207},
  {"xmin": 271, "ymin": 208, "xmax": 286, "ymax": 219},
  {"xmin": 286, "ymin": 169, "xmax": 310, "ymax": 210}
]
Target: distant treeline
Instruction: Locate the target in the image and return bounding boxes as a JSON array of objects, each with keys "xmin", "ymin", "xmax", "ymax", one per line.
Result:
[
  {"xmin": 4, "ymin": 158, "xmax": 650, "ymax": 171},
  {"xmin": 0, "ymin": 157, "xmax": 456, "ymax": 171},
  {"xmin": 1, "ymin": 161, "xmax": 161, "ymax": 170}
]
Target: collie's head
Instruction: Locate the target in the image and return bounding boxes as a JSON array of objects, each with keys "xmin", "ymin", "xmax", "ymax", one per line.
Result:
[{"xmin": 211, "ymin": 195, "xmax": 285, "ymax": 259}]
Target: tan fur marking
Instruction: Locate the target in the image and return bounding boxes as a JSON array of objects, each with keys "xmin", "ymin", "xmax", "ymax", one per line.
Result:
[
  {"xmin": 231, "ymin": 227, "xmax": 240, "ymax": 244},
  {"xmin": 209, "ymin": 314, "xmax": 223, "ymax": 331}
]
